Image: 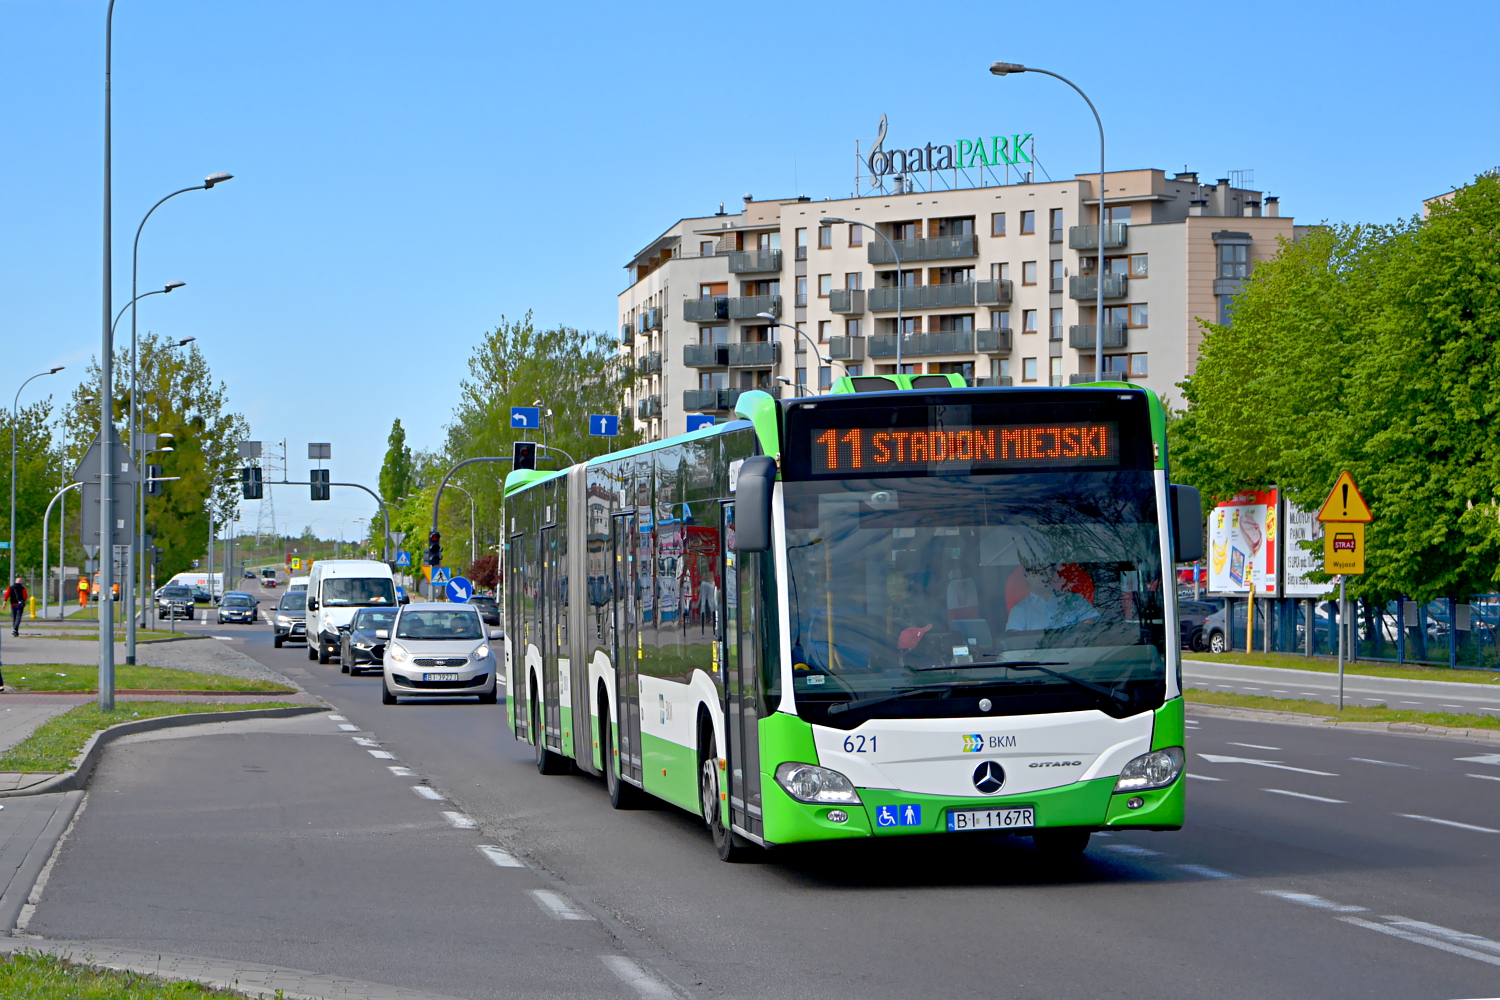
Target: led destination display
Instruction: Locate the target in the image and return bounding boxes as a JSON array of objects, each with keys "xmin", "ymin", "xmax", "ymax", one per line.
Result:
[{"xmin": 811, "ymin": 422, "xmax": 1118, "ymax": 474}]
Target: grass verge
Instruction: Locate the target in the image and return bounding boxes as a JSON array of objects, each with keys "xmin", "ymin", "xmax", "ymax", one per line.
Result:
[
  {"xmin": 5, "ymin": 664, "xmax": 292, "ymax": 694},
  {"xmin": 0, "ymin": 701, "xmax": 300, "ymax": 773},
  {"xmin": 0, "ymin": 949, "xmax": 244, "ymax": 998},
  {"xmin": 1185, "ymin": 687, "xmax": 1500, "ymax": 730},
  {"xmin": 1184, "ymin": 649, "xmax": 1500, "ymax": 685}
]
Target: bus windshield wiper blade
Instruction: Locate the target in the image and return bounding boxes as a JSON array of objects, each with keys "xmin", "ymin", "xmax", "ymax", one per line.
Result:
[
  {"xmin": 827, "ymin": 685, "xmax": 950, "ymax": 716},
  {"xmin": 1000, "ymin": 662, "xmax": 1130, "ymax": 705},
  {"xmin": 909, "ymin": 660, "xmax": 1068, "ymax": 672}
]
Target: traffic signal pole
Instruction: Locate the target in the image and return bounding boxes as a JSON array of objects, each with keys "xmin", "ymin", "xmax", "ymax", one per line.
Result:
[{"xmin": 241, "ymin": 473, "xmax": 393, "ymax": 562}]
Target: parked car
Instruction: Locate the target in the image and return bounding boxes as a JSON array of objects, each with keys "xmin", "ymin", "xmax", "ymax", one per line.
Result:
[
  {"xmin": 467, "ymin": 594, "xmax": 501, "ymax": 626},
  {"xmin": 1200, "ymin": 608, "xmax": 1229, "ymax": 653},
  {"xmin": 192, "ymin": 586, "xmax": 215, "ymax": 606},
  {"xmin": 379, "ymin": 602, "xmax": 499, "ymax": 705},
  {"xmin": 216, "ymin": 591, "xmax": 260, "ymax": 625},
  {"xmin": 1178, "ymin": 600, "xmax": 1220, "ymax": 651},
  {"xmin": 156, "ymin": 585, "xmax": 196, "ymax": 621},
  {"xmin": 341, "ymin": 607, "xmax": 398, "ymax": 674},
  {"xmin": 272, "ymin": 591, "xmax": 307, "ymax": 648}
]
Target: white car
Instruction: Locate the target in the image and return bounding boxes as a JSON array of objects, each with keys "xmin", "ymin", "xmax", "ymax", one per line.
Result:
[{"xmin": 378, "ymin": 603, "xmax": 500, "ymax": 705}]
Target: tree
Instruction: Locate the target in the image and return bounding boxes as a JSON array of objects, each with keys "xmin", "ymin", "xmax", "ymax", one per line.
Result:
[
  {"xmin": 0, "ymin": 398, "xmax": 66, "ymax": 583},
  {"xmin": 468, "ymin": 552, "xmax": 498, "ymax": 592}
]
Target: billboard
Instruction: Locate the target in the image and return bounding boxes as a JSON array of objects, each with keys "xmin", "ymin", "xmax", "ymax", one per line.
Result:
[
  {"xmin": 1282, "ymin": 502, "xmax": 1330, "ymax": 597},
  {"xmin": 1209, "ymin": 490, "xmax": 1277, "ymax": 597}
]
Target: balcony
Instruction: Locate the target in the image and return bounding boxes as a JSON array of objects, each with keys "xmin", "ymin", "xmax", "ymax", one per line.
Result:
[
  {"xmin": 620, "ymin": 323, "xmax": 634, "ymax": 346},
  {"xmin": 976, "ymin": 328, "xmax": 1013, "ymax": 353},
  {"xmin": 727, "ymin": 341, "xmax": 780, "ymax": 367},
  {"xmin": 974, "ymin": 376, "xmax": 1013, "ymax": 387},
  {"xmin": 683, "ymin": 387, "xmax": 781, "ymax": 412},
  {"xmin": 829, "ymin": 289, "xmax": 866, "ymax": 314},
  {"xmin": 827, "ymin": 336, "xmax": 866, "ymax": 362},
  {"xmin": 640, "ymin": 307, "xmax": 662, "ymax": 332},
  {"xmin": 868, "ymin": 283, "xmax": 976, "ymax": 311},
  {"xmin": 868, "ymin": 233, "xmax": 978, "ymax": 265},
  {"xmin": 1067, "ymin": 323, "xmax": 1128, "ymax": 349},
  {"xmin": 682, "ymin": 296, "xmax": 728, "ymax": 323},
  {"xmin": 638, "ymin": 352, "xmax": 663, "ymax": 375},
  {"xmin": 636, "ymin": 395, "xmax": 662, "ymax": 419},
  {"xmin": 728, "ymin": 249, "xmax": 782, "ymax": 274},
  {"xmin": 1068, "ymin": 274, "xmax": 1128, "ymax": 299},
  {"xmin": 727, "ymin": 294, "xmax": 782, "ymax": 319},
  {"xmin": 683, "ymin": 343, "xmax": 728, "ymax": 367},
  {"xmin": 975, "ymin": 279, "xmax": 1013, "ymax": 306},
  {"xmin": 868, "ymin": 331, "xmax": 975, "ymax": 358},
  {"xmin": 1067, "ymin": 223, "xmax": 1129, "ymax": 250}
]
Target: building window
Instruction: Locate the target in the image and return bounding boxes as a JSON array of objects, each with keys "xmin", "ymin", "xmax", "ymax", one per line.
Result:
[
  {"xmin": 818, "ymin": 274, "xmax": 833, "ymax": 297},
  {"xmin": 818, "ymin": 320, "xmax": 831, "ymax": 341},
  {"xmin": 993, "ymin": 358, "xmax": 1011, "ymax": 380},
  {"xmin": 700, "ymin": 325, "xmax": 728, "ymax": 345},
  {"xmin": 1218, "ymin": 296, "xmax": 1236, "ymax": 326},
  {"xmin": 990, "ymin": 309, "xmax": 1011, "ymax": 330},
  {"xmin": 934, "ymin": 314, "xmax": 974, "ymax": 332},
  {"xmin": 700, "ymin": 282, "xmax": 723, "ymax": 298},
  {"xmin": 1104, "ymin": 205, "xmax": 1132, "ymax": 226},
  {"xmin": 1020, "ymin": 210, "xmax": 1036, "ymax": 235},
  {"xmin": 1130, "ymin": 254, "xmax": 1148, "ymax": 277},
  {"xmin": 795, "ymin": 228, "xmax": 807, "ymax": 248},
  {"xmin": 847, "ymin": 364, "xmax": 864, "ymax": 377},
  {"xmin": 699, "ymin": 241, "xmax": 714, "ymax": 256},
  {"xmin": 1049, "ymin": 308, "xmax": 1063, "ymax": 340},
  {"xmin": 991, "ymin": 212, "xmax": 1006, "ymax": 236},
  {"xmin": 845, "ymin": 319, "xmax": 863, "ymax": 337},
  {"xmin": 1022, "ymin": 261, "xmax": 1038, "ymax": 285},
  {"xmin": 700, "ymin": 371, "xmax": 727, "ymax": 390},
  {"xmin": 1049, "ymin": 208, "xmax": 1063, "ymax": 242},
  {"xmin": 845, "ymin": 272, "xmax": 863, "ymax": 290},
  {"xmin": 1219, "ymin": 243, "xmax": 1249, "ymax": 278},
  {"xmin": 935, "ymin": 266, "xmax": 973, "ymax": 285},
  {"xmin": 1049, "ymin": 259, "xmax": 1064, "ymax": 292},
  {"xmin": 795, "ymin": 276, "xmax": 807, "ymax": 307},
  {"xmin": 796, "ymin": 367, "xmax": 807, "ymax": 386},
  {"xmin": 1129, "ymin": 353, "xmax": 1148, "ymax": 376},
  {"xmin": 1049, "ymin": 357, "xmax": 1063, "ymax": 386},
  {"xmin": 1022, "ymin": 357, "xmax": 1038, "ymax": 382},
  {"xmin": 757, "ymin": 232, "xmax": 780, "ymax": 251},
  {"xmin": 818, "ymin": 225, "xmax": 834, "ymax": 249},
  {"xmin": 896, "ymin": 316, "xmax": 921, "ymax": 334},
  {"xmin": 1105, "ymin": 256, "xmax": 1130, "ymax": 276},
  {"xmin": 848, "ymin": 225, "xmax": 863, "ymax": 247},
  {"xmin": 793, "ymin": 321, "xmax": 807, "ymax": 346},
  {"xmin": 1129, "ymin": 303, "xmax": 1149, "ymax": 327},
  {"xmin": 819, "ymin": 367, "xmax": 833, "ymax": 389},
  {"xmin": 1022, "ymin": 309, "xmax": 1038, "ymax": 333}
]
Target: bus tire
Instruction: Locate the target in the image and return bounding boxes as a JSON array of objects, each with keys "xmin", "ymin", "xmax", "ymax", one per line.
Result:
[
  {"xmin": 700, "ymin": 731, "xmax": 756, "ymax": 863},
  {"xmin": 601, "ymin": 693, "xmax": 644, "ymax": 809},
  {"xmin": 1032, "ymin": 828, "xmax": 1091, "ymax": 859},
  {"xmin": 532, "ymin": 685, "xmax": 568, "ymax": 775}
]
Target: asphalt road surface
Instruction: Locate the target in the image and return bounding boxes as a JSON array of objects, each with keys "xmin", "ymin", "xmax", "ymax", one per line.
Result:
[
  {"xmin": 30, "ymin": 600, "xmax": 1500, "ymax": 999},
  {"xmin": 1184, "ymin": 658, "xmax": 1500, "ymax": 716}
]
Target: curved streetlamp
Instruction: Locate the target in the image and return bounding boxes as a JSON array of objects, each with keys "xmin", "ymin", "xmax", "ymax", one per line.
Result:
[
  {"xmin": 818, "ymin": 218, "xmax": 906, "ymax": 368},
  {"xmin": 10, "ymin": 367, "xmax": 65, "ymax": 583},
  {"xmin": 990, "ymin": 61, "xmax": 1107, "ymax": 381},
  {"xmin": 111, "ymin": 281, "xmax": 185, "ymax": 334},
  {"xmin": 755, "ymin": 311, "xmax": 848, "ymax": 395}
]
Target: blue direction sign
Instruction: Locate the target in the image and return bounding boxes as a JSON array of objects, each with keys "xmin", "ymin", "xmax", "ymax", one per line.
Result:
[
  {"xmin": 686, "ymin": 414, "xmax": 716, "ymax": 433},
  {"xmin": 589, "ymin": 414, "xmax": 620, "ymax": 437},
  {"xmin": 431, "ymin": 566, "xmax": 453, "ymax": 585},
  {"xmin": 394, "ymin": 550, "xmax": 412, "ymax": 568},
  {"xmin": 445, "ymin": 576, "xmax": 473, "ymax": 602},
  {"xmin": 510, "ymin": 406, "xmax": 541, "ymax": 429},
  {"xmin": 395, "ymin": 585, "xmax": 408, "ymax": 604}
]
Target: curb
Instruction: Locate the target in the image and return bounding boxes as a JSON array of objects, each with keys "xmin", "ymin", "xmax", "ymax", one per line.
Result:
[
  {"xmin": 1183, "ymin": 657, "xmax": 1500, "ymax": 690},
  {"xmin": 1186, "ymin": 701, "xmax": 1500, "ymax": 745},
  {"xmin": 0, "ymin": 790, "xmax": 83, "ymax": 938},
  {"xmin": 0, "ymin": 705, "xmax": 328, "ymax": 799},
  {"xmin": 140, "ymin": 633, "xmax": 212, "ymax": 645}
]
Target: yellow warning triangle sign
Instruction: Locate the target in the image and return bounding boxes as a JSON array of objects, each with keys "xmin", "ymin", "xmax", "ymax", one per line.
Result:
[{"xmin": 1316, "ymin": 471, "xmax": 1373, "ymax": 523}]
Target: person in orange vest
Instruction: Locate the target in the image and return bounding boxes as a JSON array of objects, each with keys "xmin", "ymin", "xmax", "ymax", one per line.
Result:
[{"xmin": 78, "ymin": 575, "xmax": 90, "ymax": 612}]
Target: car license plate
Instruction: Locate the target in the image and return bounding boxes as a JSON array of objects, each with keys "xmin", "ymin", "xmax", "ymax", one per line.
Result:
[
  {"xmin": 946, "ymin": 807, "xmax": 1035, "ymax": 832},
  {"xmin": 423, "ymin": 672, "xmax": 460, "ymax": 682}
]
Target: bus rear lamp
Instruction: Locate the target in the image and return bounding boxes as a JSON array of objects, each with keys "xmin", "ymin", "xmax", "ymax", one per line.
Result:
[
  {"xmin": 1114, "ymin": 747, "xmax": 1184, "ymax": 792},
  {"xmin": 774, "ymin": 762, "xmax": 862, "ymax": 805}
]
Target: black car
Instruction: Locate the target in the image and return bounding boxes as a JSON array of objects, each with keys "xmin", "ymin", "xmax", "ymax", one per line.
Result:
[
  {"xmin": 273, "ymin": 591, "xmax": 307, "ymax": 648},
  {"xmin": 216, "ymin": 591, "xmax": 260, "ymax": 625},
  {"xmin": 467, "ymin": 595, "xmax": 500, "ymax": 626},
  {"xmin": 156, "ymin": 585, "xmax": 196, "ymax": 621},
  {"xmin": 341, "ymin": 607, "xmax": 398, "ymax": 674}
]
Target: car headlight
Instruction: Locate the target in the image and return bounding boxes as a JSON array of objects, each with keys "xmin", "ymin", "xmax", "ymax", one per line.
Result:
[
  {"xmin": 387, "ymin": 644, "xmax": 408, "ymax": 663},
  {"xmin": 473, "ymin": 644, "xmax": 490, "ymax": 661},
  {"xmin": 277, "ymin": 615, "xmax": 291, "ymax": 624},
  {"xmin": 1114, "ymin": 747, "xmax": 1185, "ymax": 792},
  {"xmin": 774, "ymin": 762, "xmax": 862, "ymax": 804}
]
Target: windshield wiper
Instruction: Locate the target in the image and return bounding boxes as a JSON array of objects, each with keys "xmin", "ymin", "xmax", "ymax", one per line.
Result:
[
  {"xmin": 827, "ymin": 685, "xmax": 951, "ymax": 716},
  {"xmin": 985, "ymin": 661, "xmax": 1130, "ymax": 706}
]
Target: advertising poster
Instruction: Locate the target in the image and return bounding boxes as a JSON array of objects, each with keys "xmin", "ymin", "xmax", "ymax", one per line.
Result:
[
  {"xmin": 1208, "ymin": 490, "xmax": 1278, "ymax": 597},
  {"xmin": 1282, "ymin": 502, "xmax": 1329, "ymax": 597}
]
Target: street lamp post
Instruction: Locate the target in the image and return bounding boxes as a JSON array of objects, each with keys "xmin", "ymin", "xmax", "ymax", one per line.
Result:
[
  {"xmin": 754, "ymin": 312, "xmax": 848, "ymax": 394},
  {"xmin": 990, "ymin": 61, "xmax": 1107, "ymax": 382},
  {"xmin": 818, "ymin": 218, "xmax": 905, "ymax": 369},
  {"xmin": 10, "ymin": 367, "xmax": 65, "ymax": 583},
  {"xmin": 443, "ymin": 484, "xmax": 478, "ymax": 571}
]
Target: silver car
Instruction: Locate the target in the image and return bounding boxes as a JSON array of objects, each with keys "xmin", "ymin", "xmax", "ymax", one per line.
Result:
[{"xmin": 378, "ymin": 602, "xmax": 499, "ymax": 705}]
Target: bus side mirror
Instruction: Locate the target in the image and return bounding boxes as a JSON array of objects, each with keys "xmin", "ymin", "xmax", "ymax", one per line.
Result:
[
  {"xmin": 1170, "ymin": 484, "xmax": 1203, "ymax": 563},
  {"xmin": 735, "ymin": 456, "xmax": 777, "ymax": 553}
]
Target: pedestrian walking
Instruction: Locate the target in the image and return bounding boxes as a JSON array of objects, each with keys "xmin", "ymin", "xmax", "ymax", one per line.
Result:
[
  {"xmin": 6, "ymin": 577, "xmax": 27, "ymax": 637},
  {"xmin": 77, "ymin": 575, "xmax": 89, "ymax": 612}
]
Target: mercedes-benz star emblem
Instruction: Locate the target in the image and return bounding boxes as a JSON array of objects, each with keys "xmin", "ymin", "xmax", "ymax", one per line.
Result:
[{"xmin": 972, "ymin": 760, "xmax": 1006, "ymax": 794}]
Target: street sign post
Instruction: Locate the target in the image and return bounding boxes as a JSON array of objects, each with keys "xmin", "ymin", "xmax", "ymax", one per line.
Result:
[
  {"xmin": 510, "ymin": 407, "xmax": 541, "ymax": 430},
  {"xmin": 445, "ymin": 576, "xmax": 472, "ymax": 602},
  {"xmin": 589, "ymin": 414, "xmax": 620, "ymax": 437},
  {"xmin": 1317, "ymin": 471, "xmax": 1372, "ymax": 710}
]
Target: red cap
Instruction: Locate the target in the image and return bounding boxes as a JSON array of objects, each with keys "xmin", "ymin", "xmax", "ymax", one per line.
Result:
[{"xmin": 898, "ymin": 624, "xmax": 934, "ymax": 652}]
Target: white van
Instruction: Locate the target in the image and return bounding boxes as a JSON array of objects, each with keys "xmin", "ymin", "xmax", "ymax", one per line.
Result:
[
  {"xmin": 287, "ymin": 576, "xmax": 309, "ymax": 593},
  {"xmin": 304, "ymin": 560, "xmax": 397, "ymax": 664},
  {"xmin": 165, "ymin": 571, "xmax": 223, "ymax": 595}
]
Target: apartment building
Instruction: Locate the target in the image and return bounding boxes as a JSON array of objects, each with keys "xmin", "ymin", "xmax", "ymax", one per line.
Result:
[{"xmin": 618, "ymin": 169, "xmax": 1295, "ymax": 440}]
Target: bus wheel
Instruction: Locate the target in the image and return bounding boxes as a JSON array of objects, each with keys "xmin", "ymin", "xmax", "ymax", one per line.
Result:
[
  {"xmin": 601, "ymin": 696, "xmax": 643, "ymax": 809},
  {"xmin": 532, "ymin": 690, "xmax": 568, "ymax": 775},
  {"xmin": 1032, "ymin": 828, "xmax": 1091, "ymax": 859},
  {"xmin": 700, "ymin": 735, "xmax": 755, "ymax": 863}
]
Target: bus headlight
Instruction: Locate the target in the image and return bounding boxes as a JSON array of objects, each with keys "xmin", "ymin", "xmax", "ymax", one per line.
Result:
[
  {"xmin": 1114, "ymin": 747, "xmax": 1185, "ymax": 792},
  {"xmin": 774, "ymin": 762, "xmax": 862, "ymax": 805}
]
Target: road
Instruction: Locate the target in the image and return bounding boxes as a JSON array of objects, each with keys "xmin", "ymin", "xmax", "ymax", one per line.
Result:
[
  {"xmin": 27, "ymin": 583, "xmax": 1500, "ymax": 999},
  {"xmin": 1184, "ymin": 657, "xmax": 1500, "ymax": 715}
]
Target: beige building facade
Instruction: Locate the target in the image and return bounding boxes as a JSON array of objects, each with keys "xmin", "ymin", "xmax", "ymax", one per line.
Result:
[{"xmin": 618, "ymin": 168, "xmax": 1295, "ymax": 441}]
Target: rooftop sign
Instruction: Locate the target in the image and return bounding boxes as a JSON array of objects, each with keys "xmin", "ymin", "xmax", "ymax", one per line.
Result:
[{"xmin": 859, "ymin": 115, "xmax": 1036, "ymax": 194}]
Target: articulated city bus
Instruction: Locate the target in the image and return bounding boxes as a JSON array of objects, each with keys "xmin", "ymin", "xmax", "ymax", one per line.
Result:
[{"xmin": 502, "ymin": 376, "xmax": 1202, "ymax": 861}]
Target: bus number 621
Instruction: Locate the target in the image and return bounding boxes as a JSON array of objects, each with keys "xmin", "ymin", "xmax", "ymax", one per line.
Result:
[{"xmin": 843, "ymin": 735, "xmax": 877, "ymax": 753}]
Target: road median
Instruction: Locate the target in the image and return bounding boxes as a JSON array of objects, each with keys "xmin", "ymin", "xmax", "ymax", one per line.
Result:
[{"xmin": 1186, "ymin": 688, "xmax": 1500, "ymax": 744}]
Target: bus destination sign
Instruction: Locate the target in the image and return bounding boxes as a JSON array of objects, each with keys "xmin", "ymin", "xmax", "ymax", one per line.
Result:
[{"xmin": 811, "ymin": 422, "xmax": 1118, "ymax": 474}]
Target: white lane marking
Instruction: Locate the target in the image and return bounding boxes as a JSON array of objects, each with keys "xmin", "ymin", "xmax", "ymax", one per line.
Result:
[
  {"xmin": 1379, "ymin": 917, "xmax": 1500, "ymax": 957},
  {"xmin": 1399, "ymin": 701, "xmax": 1423, "ymax": 705},
  {"xmin": 1187, "ymin": 773, "xmax": 1225, "ymax": 781},
  {"xmin": 386, "ymin": 765, "xmax": 414, "ymax": 776},
  {"xmin": 368, "ymin": 750, "xmax": 396, "ymax": 759},
  {"xmin": 338, "ymin": 724, "xmax": 359, "ymax": 731},
  {"xmin": 1198, "ymin": 753, "xmax": 1339, "ymax": 776},
  {"xmin": 1442, "ymin": 705, "xmax": 1463, "ymax": 709},
  {"xmin": 1228, "ymin": 742, "xmax": 1281, "ymax": 750},
  {"xmin": 211, "ymin": 635, "xmax": 236, "ymax": 640},
  {"xmin": 442, "ymin": 811, "xmax": 477, "ymax": 829},
  {"xmin": 1175, "ymin": 864, "xmax": 1237, "ymax": 879},
  {"xmin": 352, "ymin": 737, "xmax": 380, "ymax": 747},
  {"xmin": 528, "ymin": 889, "xmax": 594, "ymax": 921},
  {"xmin": 1456, "ymin": 753, "xmax": 1500, "ymax": 766},
  {"xmin": 1272, "ymin": 689, "xmax": 1288, "ymax": 694},
  {"xmin": 1300, "ymin": 692, "xmax": 1318, "ymax": 696},
  {"xmin": 1241, "ymin": 686, "xmax": 1262, "ymax": 691},
  {"xmin": 1338, "ymin": 917, "xmax": 1500, "ymax": 968},
  {"xmin": 477, "ymin": 844, "xmax": 524, "ymax": 868},
  {"xmin": 411, "ymin": 786, "xmax": 443, "ymax": 801},
  {"xmin": 1263, "ymin": 788, "xmax": 1347, "ymax": 804},
  {"xmin": 1483, "ymin": 707, "xmax": 1500, "ymax": 712},
  {"xmin": 1104, "ymin": 844, "xmax": 1161, "ymax": 857},
  {"xmin": 1215, "ymin": 685, "xmax": 1234, "ymax": 689},
  {"xmin": 1397, "ymin": 813, "xmax": 1500, "ymax": 834},
  {"xmin": 328, "ymin": 715, "xmax": 347, "ymax": 721},
  {"xmin": 1466, "ymin": 773, "xmax": 1500, "ymax": 782},
  {"xmin": 1349, "ymin": 757, "xmax": 1416, "ymax": 768},
  {"xmin": 1261, "ymin": 890, "xmax": 1366, "ymax": 913},
  {"xmin": 599, "ymin": 955, "xmax": 674, "ymax": 999}
]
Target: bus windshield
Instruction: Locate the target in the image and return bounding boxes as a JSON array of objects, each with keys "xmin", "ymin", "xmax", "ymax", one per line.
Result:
[{"xmin": 782, "ymin": 471, "xmax": 1166, "ymax": 726}]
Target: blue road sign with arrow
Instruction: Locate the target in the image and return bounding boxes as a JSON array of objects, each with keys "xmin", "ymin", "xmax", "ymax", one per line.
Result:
[
  {"xmin": 510, "ymin": 406, "xmax": 541, "ymax": 429},
  {"xmin": 686, "ymin": 414, "xmax": 716, "ymax": 433},
  {"xmin": 445, "ymin": 576, "xmax": 473, "ymax": 602},
  {"xmin": 589, "ymin": 414, "xmax": 619, "ymax": 437},
  {"xmin": 394, "ymin": 550, "xmax": 411, "ymax": 568}
]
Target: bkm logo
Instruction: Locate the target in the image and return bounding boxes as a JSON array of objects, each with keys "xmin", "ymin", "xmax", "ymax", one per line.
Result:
[
  {"xmin": 963, "ymin": 734, "xmax": 1018, "ymax": 753},
  {"xmin": 962, "ymin": 734, "xmax": 984, "ymax": 753}
]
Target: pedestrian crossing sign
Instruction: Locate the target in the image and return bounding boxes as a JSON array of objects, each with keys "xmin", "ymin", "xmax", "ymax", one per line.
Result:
[{"xmin": 432, "ymin": 567, "xmax": 452, "ymax": 585}]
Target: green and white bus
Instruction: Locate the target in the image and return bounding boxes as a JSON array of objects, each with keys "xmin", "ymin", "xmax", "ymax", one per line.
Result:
[{"xmin": 502, "ymin": 376, "xmax": 1202, "ymax": 861}]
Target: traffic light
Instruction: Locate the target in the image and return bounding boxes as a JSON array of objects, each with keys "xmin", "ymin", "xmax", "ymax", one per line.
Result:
[
  {"xmin": 425, "ymin": 531, "xmax": 442, "ymax": 567},
  {"xmin": 240, "ymin": 466, "xmax": 263, "ymax": 500},
  {"xmin": 513, "ymin": 440, "xmax": 537, "ymax": 471},
  {"xmin": 145, "ymin": 464, "xmax": 163, "ymax": 496},
  {"xmin": 310, "ymin": 469, "xmax": 330, "ymax": 501}
]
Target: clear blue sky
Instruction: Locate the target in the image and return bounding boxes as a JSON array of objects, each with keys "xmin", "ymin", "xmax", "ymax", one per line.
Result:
[{"xmin": 3, "ymin": 0, "xmax": 1495, "ymax": 543}]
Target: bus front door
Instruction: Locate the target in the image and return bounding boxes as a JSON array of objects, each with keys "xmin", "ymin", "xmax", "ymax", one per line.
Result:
[
  {"xmin": 541, "ymin": 525, "xmax": 562, "ymax": 752},
  {"xmin": 721, "ymin": 501, "xmax": 763, "ymax": 840},
  {"xmin": 611, "ymin": 512, "xmax": 644, "ymax": 785}
]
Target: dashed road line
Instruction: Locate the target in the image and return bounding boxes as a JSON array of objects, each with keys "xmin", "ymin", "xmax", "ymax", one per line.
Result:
[
  {"xmin": 1380, "ymin": 917, "xmax": 1500, "ymax": 957},
  {"xmin": 477, "ymin": 844, "xmax": 525, "ymax": 868},
  {"xmin": 352, "ymin": 737, "xmax": 380, "ymax": 747},
  {"xmin": 442, "ymin": 811, "xmax": 477, "ymax": 829},
  {"xmin": 599, "ymin": 955, "xmax": 675, "ymax": 998},
  {"xmin": 328, "ymin": 715, "xmax": 347, "ymax": 721},
  {"xmin": 529, "ymin": 889, "xmax": 594, "ymax": 921},
  {"xmin": 1348, "ymin": 757, "xmax": 1416, "ymax": 768},
  {"xmin": 1187, "ymin": 773, "xmax": 1225, "ymax": 781},
  {"xmin": 1227, "ymin": 742, "xmax": 1280, "ymax": 750},
  {"xmin": 368, "ymin": 750, "xmax": 396, "ymax": 759},
  {"xmin": 1263, "ymin": 788, "xmax": 1346, "ymax": 804},
  {"xmin": 338, "ymin": 724, "xmax": 359, "ymax": 731},
  {"xmin": 1466, "ymin": 773, "xmax": 1500, "ymax": 782},
  {"xmin": 1174, "ymin": 864, "xmax": 1236, "ymax": 879},
  {"xmin": 1396, "ymin": 813, "xmax": 1500, "ymax": 834},
  {"xmin": 1198, "ymin": 753, "xmax": 1339, "ymax": 776},
  {"xmin": 1261, "ymin": 890, "xmax": 1366, "ymax": 913},
  {"xmin": 411, "ymin": 786, "xmax": 443, "ymax": 801},
  {"xmin": 386, "ymin": 765, "xmax": 414, "ymax": 777},
  {"xmin": 1338, "ymin": 917, "xmax": 1500, "ymax": 969}
]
